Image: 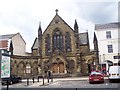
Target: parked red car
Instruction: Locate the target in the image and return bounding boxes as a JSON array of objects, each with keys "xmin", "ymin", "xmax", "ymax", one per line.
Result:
[{"xmin": 89, "ymin": 71, "xmax": 104, "ymax": 84}]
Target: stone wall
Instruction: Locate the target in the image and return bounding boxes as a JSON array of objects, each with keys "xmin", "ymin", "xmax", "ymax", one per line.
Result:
[{"xmin": 11, "ymin": 55, "xmax": 39, "ymax": 78}]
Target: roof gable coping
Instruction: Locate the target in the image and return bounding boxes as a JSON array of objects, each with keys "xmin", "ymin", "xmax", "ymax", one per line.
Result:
[{"xmin": 43, "ymin": 10, "xmax": 74, "ymax": 35}]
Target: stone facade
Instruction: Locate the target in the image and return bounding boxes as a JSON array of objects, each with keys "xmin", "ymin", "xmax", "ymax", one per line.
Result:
[
  {"xmin": 31, "ymin": 10, "xmax": 99, "ymax": 77},
  {"xmin": 10, "ymin": 10, "xmax": 99, "ymax": 78},
  {"xmin": 10, "ymin": 55, "xmax": 39, "ymax": 78}
]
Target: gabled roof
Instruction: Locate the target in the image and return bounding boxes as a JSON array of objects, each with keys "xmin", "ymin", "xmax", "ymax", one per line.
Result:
[
  {"xmin": 0, "ymin": 33, "xmax": 16, "ymax": 40},
  {"xmin": 43, "ymin": 10, "xmax": 74, "ymax": 34},
  {"xmin": 93, "ymin": 32, "xmax": 98, "ymax": 43},
  {"xmin": 95, "ymin": 22, "xmax": 119, "ymax": 30},
  {"xmin": 0, "ymin": 33, "xmax": 26, "ymax": 44},
  {"xmin": 31, "ymin": 37, "xmax": 38, "ymax": 50}
]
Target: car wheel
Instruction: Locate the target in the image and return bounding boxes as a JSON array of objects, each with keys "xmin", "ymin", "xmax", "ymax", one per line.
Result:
[
  {"xmin": 109, "ymin": 79, "xmax": 112, "ymax": 83},
  {"xmin": 10, "ymin": 81, "xmax": 13, "ymax": 85},
  {"xmin": 19, "ymin": 79, "xmax": 22, "ymax": 82},
  {"xmin": 89, "ymin": 82, "xmax": 92, "ymax": 84}
]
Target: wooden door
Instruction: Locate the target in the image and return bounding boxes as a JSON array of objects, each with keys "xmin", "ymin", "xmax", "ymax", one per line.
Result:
[
  {"xmin": 52, "ymin": 63, "xmax": 58, "ymax": 73},
  {"xmin": 59, "ymin": 62, "xmax": 64, "ymax": 73}
]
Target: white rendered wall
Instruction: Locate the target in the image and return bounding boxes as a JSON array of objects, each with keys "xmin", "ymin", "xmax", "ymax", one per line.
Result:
[
  {"xmin": 96, "ymin": 28, "xmax": 119, "ymax": 64},
  {"xmin": 11, "ymin": 33, "xmax": 26, "ymax": 56}
]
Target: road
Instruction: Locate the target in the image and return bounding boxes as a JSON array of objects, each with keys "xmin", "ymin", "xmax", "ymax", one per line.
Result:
[
  {"xmin": 1, "ymin": 78, "xmax": 120, "ymax": 90},
  {"xmin": 39, "ymin": 80, "xmax": 120, "ymax": 88}
]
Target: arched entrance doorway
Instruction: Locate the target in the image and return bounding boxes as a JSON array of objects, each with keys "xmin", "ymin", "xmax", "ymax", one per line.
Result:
[
  {"xmin": 52, "ymin": 62, "xmax": 64, "ymax": 73},
  {"xmin": 59, "ymin": 62, "xmax": 64, "ymax": 73},
  {"xmin": 52, "ymin": 58, "xmax": 65, "ymax": 74}
]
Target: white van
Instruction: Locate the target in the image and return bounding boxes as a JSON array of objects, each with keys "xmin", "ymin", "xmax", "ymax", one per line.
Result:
[{"xmin": 108, "ymin": 66, "xmax": 120, "ymax": 82}]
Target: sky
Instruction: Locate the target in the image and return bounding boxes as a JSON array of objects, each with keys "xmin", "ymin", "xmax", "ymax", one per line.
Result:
[{"xmin": 0, "ymin": 0, "xmax": 119, "ymax": 52}]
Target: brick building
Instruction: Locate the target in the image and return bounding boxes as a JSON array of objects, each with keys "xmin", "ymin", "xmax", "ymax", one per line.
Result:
[{"xmin": 0, "ymin": 33, "xmax": 26, "ymax": 56}]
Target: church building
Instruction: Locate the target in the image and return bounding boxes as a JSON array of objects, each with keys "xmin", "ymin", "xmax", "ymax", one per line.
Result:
[{"xmin": 31, "ymin": 9, "xmax": 99, "ymax": 77}]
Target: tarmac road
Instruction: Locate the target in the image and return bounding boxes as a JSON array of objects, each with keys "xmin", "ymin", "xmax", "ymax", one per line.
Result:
[
  {"xmin": 1, "ymin": 88, "xmax": 120, "ymax": 90},
  {"xmin": 1, "ymin": 77, "xmax": 120, "ymax": 90}
]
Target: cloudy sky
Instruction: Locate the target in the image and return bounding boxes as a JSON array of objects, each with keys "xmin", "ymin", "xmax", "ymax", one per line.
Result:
[{"xmin": 0, "ymin": 0, "xmax": 119, "ymax": 52}]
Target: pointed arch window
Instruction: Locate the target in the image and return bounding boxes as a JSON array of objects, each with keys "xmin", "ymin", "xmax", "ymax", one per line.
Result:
[
  {"xmin": 52, "ymin": 28, "xmax": 63, "ymax": 51},
  {"xmin": 45, "ymin": 34, "xmax": 51, "ymax": 55},
  {"xmin": 65, "ymin": 32, "xmax": 71, "ymax": 52}
]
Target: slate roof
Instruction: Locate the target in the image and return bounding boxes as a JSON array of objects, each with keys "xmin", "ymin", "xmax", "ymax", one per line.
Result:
[
  {"xmin": 0, "ymin": 33, "xmax": 26, "ymax": 44},
  {"xmin": 0, "ymin": 34, "xmax": 16, "ymax": 40},
  {"xmin": 95, "ymin": 22, "xmax": 119, "ymax": 30},
  {"xmin": 31, "ymin": 38, "xmax": 38, "ymax": 50},
  {"xmin": 79, "ymin": 32, "xmax": 89, "ymax": 45},
  {"xmin": 32, "ymin": 32, "xmax": 89, "ymax": 50},
  {"xmin": 43, "ymin": 11, "xmax": 74, "ymax": 35}
]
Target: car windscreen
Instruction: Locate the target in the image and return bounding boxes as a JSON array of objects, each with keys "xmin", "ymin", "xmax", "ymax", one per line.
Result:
[{"xmin": 91, "ymin": 71, "xmax": 101, "ymax": 75}]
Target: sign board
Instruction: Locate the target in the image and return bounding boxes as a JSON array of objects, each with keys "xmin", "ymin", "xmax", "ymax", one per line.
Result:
[
  {"xmin": 1, "ymin": 55, "xmax": 10, "ymax": 78},
  {"xmin": 114, "ymin": 55, "xmax": 120, "ymax": 59}
]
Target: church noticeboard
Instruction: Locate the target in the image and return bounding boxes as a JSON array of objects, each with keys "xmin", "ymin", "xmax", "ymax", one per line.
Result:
[{"xmin": 1, "ymin": 55, "xmax": 10, "ymax": 78}]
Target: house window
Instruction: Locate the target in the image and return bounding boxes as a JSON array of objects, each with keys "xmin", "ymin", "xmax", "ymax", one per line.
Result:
[
  {"xmin": 106, "ymin": 31, "xmax": 111, "ymax": 39},
  {"xmin": 108, "ymin": 45, "xmax": 113, "ymax": 53}
]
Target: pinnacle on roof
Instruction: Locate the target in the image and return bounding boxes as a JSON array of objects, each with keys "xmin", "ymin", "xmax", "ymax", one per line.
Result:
[
  {"xmin": 38, "ymin": 22, "xmax": 42, "ymax": 39},
  {"xmin": 74, "ymin": 19, "xmax": 79, "ymax": 33},
  {"xmin": 55, "ymin": 9, "xmax": 58, "ymax": 15},
  {"xmin": 93, "ymin": 32, "xmax": 98, "ymax": 43}
]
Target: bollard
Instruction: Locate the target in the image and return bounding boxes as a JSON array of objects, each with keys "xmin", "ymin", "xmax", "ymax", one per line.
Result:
[
  {"xmin": 27, "ymin": 78, "xmax": 29, "ymax": 86},
  {"xmin": 42, "ymin": 76, "xmax": 44, "ymax": 85},
  {"xmin": 32, "ymin": 77, "xmax": 34, "ymax": 83},
  {"xmin": 7, "ymin": 80, "xmax": 9, "ymax": 90},
  {"xmin": 51, "ymin": 76, "xmax": 53, "ymax": 82},
  {"xmin": 47, "ymin": 77, "xmax": 49, "ymax": 83},
  {"xmin": 37, "ymin": 77, "xmax": 39, "ymax": 82}
]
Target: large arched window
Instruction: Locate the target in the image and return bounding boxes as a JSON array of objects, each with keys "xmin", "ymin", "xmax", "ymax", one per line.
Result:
[
  {"xmin": 65, "ymin": 32, "xmax": 71, "ymax": 51},
  {"xmin": 52, "ymin": 28, "xmax": 63, "ymax": 51},
  {"xmin": 45, "ymin": 34, "xmax": 51, "ymax": 55}
]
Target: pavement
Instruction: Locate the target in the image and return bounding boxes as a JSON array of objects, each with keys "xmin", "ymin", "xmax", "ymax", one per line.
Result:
[{"xmin": 23, "ymin": 76, "xmax": 108, "ymax": 87}]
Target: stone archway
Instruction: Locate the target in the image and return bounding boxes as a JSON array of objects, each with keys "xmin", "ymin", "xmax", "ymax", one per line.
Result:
[
  {"xmin": 86, "ymin": 59, "xmax": 93, "ymax": 74},
  {"xmin": 11, "ymin": 60, "xmax": 18, "ymax": 75},
  {"xmin": 52, "ymin": 58, "xmax": 65, "ymax": 74},
  {"xmin": 68, "ymin": 60, "xmax": 75, "ymax": 74},
  {"xmin": 18, "ymin": 61, "xmax": 25, "ymax": 77},
  {"xmin": 32, "ymin": 61, "xmax": 38, "ymax": 76}
]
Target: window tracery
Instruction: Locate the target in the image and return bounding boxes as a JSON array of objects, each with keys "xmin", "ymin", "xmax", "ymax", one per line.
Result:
[
  {"xmin": 52, "ymin": 28, "xmax": 63, "ymax": 52},
  {"xmin": 45, "ymin": 34, "xmax": 51, "ymax": 55},
  {"xmin": 65, "ymin": 32, "xmax": 71, "ymax": 52}
]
